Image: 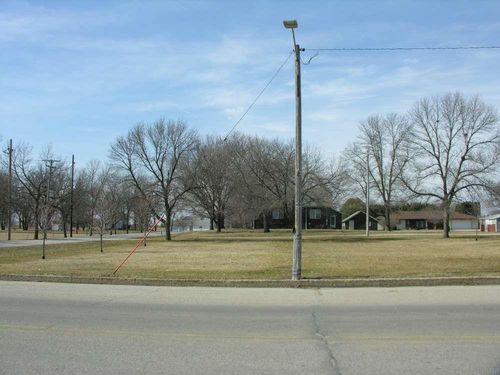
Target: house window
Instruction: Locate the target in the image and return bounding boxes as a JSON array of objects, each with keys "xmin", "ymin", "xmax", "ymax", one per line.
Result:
[
  {"xmin": 272, "ymin": 209, "xmax": 283, "ymax": 220},
  {"xmin": 309, "ymin": 208, "xmax": 321, "ymax": 220}
]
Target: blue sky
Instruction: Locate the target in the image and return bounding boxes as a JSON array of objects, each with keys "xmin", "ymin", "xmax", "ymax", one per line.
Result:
[{"xmin": 1, "ymin": 0, "xmax": 500, "ymax": 166}]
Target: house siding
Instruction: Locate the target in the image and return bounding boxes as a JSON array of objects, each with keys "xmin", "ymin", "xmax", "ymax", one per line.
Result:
[
  {"xmin": 342, "ymin": 211, "xmax": 378, "ymax": 230},
  {"xmin": 254, "ymin": 207, "xmax": 342, "ymax": 230}
]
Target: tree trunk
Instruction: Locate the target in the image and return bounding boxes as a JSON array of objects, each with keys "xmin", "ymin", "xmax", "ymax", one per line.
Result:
[
  {"xmin": 100, "ymin": 232, "xmax": 103, "ymax": 252},
  {"xmin": 89, "ymin": 210, "xmax": 94, "ymax": 236},
  {"xmin": 22, "ymin": 216, "xmax": 29, "ymax": 230},
  {"xmin": 384, "ymin": 204, "xmax": 391, "ymax": 231},
  {"xmin": 443, "ymin": 207, "xmax": 450, "ymax": 238},
  {"xmin": 216, "ymin": 211, "xmax": 223, "ymax": 232},
  {"xmin": 34, "ymin": 203, "xmax": 39, "ymax": 240},
  {"xmin": 209, "ymin": 217, "xmax": 214, "ymax": 230},
  {"xmin": 263, "ymin": 213, "xmax": 270, "ymax": 233},
  {"xmin": 165, "ymin": 212, "xmax": 172, "ymax": 240},
  {"xmin": 63, "ymin": 219, "xmax": 67, "ymax": 238}
]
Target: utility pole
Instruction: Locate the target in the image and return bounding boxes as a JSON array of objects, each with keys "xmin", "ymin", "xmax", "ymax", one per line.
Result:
[
  {"xmin": 70, "ymin": 154, "xmax": 75, "ymax": 237},
  {"xmin": 366, "ymin": 148, "xmax": 370, "ymax": 237},
  {"xmin": 41, "ymin": 159, "xmax": 60, "ymax": 259},
  {"xmin": 284, "ymin": 19, "xmax": 302, "ymax": 281},
  {"xmin": 6, "ymin": 140, "xmax": 13, "ymax": 241}
]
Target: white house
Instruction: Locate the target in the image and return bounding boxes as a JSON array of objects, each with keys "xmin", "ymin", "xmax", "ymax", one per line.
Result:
[
  {"xmin": 171, "ymin": 215, "xmax": 211, "ymax": 232},
  {"xmin": 480, "ymin": 214, "xmax": 500, "ymax": 233}
]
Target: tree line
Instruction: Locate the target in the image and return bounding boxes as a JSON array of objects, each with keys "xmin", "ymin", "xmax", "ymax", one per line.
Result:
[{"xmin": 1, "ymin": 92, "xmax": 499, "ymax": 239}]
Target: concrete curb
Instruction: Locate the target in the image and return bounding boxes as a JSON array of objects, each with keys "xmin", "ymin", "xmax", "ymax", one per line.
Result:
[{"xmin": 1, "ymin": 274, "xmax": 500, "ymax": 288}]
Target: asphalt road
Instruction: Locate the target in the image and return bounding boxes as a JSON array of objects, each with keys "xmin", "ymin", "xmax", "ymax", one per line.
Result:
[
  {"xmin": 1, "ymin": 282, "xmax": 499, "ymax": 374},
  {"xmin": 0, "ymin": 232, "xmax": 163, "ymax": 248}
]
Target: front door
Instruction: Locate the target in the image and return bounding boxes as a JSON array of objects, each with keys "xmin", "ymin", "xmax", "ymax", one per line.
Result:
[{"xmin": 330, "ymin": 215, "xmax": 336, "ymax": 229}]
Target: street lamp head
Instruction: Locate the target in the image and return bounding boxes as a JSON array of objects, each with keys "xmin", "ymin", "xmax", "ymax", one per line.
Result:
[{"xmin": 283, "ymin": 19, "xmax": 298, "ymax": 29}]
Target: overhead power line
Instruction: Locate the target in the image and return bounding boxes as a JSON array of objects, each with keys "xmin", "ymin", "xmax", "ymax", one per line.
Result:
[
  {"xmin": 305, "ymin": 46, "xmax": 500, "ymax": 52},
  {"xmin": 223, "ymin": 51, "xmax": 293, "ymax": 141},
  {"xmin": 222, "ymin": 45, "xmax": 499, "ymax": 141}
]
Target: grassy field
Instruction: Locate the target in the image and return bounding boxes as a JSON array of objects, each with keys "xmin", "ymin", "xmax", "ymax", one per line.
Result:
[{"xmin": 0, "ymin": 230, "xmax": 499, "ymax": 280}]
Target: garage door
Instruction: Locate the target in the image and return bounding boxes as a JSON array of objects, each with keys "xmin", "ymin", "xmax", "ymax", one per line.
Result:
[{"xmin": 450, "ymin": 220, "xmax": 474, "ymax": 230}]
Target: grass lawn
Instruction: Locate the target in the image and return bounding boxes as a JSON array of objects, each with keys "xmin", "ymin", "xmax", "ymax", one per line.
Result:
[{"xmin": 0, "ymin": 230, "xmax": 499, "ymax": 280}]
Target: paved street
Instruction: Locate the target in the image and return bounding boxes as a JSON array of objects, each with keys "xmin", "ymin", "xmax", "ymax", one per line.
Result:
[
  {"xmin": 1, "ymin": 282, "xmax": 499, "ymax": 374},
  {"xmin": 0, "ymin": 232, "xmax": 163, "ymax": 248}
]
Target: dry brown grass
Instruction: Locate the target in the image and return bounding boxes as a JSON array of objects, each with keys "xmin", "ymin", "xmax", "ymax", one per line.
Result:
[{"xmin": 0, "ymin": 230, "xmax": 499, "ymax": 280}]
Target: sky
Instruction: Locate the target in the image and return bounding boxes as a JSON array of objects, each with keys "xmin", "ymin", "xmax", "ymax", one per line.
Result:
[{"xmin": 1, "ymin": 0, "xmax": 500, "ymax": 167}]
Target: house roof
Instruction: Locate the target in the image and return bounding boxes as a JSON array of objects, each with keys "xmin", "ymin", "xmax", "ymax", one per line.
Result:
[
  {"xmin": 305, "ymin": 206, "xmax": 341, "ymax": 213},
  {"xmin": 391, "ymin": 210, "xmax": 476, "ymax": 222},
  {"xmin": 480, "ymin": 213, "xmax": 500, "ymax": 220},
  {"xmin": 342, "ymin": 210, "xmax": 379, "ymax": 223}
]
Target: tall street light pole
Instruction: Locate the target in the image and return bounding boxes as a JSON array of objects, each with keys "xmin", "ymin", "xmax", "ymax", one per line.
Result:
[
  {"xmin": 283, "ymin": 19, "xmax": 302, "ymax": 280},
  {"xmin": 70, "ymin": 154, "xmax": 75, "ymax": 238},
  {"xmin": 6, "ymin": 140, "xmax": 13, "ymax": 241}
]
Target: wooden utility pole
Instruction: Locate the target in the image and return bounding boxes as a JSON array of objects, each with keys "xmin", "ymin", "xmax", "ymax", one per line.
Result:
[{"xmin": 41, "ymin": 159, "xmax": 60, "ymax": 259}]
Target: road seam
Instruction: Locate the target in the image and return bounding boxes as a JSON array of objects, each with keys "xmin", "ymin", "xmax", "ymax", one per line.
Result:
[{"xmin": 312, "ymin": 311, "xmax": 342, "ymax": 375}]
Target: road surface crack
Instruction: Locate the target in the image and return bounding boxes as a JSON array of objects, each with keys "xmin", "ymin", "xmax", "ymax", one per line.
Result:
[{"xmin": 312, "ymin": 311, "xmax": 342, "ymax": 375}]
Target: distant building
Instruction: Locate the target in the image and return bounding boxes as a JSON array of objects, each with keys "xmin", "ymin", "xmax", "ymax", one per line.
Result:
[
  {"xmin": 480, "ymin": 214, "xmax": 500, "ymax": 233},
  {"xmin": 303, "ymin": 207, "xmax": 342, "ymax": 229},
  {"xmin": 254, "ymin": 206, "xmax": 342, "ymax": 230},
  {"xmin": 391, "ymin": 210, "xmax": 477, "ymax": 230},
  {"xmin": 342, "ymin": 211, "xmax": 378, "ymax": 230},
  {"xmin": 171, "ymin": 215, "xmax": 211, "ymax": 232}
]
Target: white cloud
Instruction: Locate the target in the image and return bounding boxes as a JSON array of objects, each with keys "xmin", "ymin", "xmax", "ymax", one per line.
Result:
[
  {"xmin": 254, "ymin": 121, "xmax": 291, "ymax": 134},
  {"xmin": 134, "ymin": 100, "xmax": 179, "ymax": 112},
  {"xmin": 306, "ymin": 111, "xmax": 340, "ymax": 123}
]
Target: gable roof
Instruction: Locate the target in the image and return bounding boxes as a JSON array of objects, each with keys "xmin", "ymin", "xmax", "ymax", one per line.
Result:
[
  {"xmin": 342, "ymin": 210, "xmax": 379, "ymax": 223},
  {"xmin": 391, "ymin": 210, "xmax": 476, "ymax": 222}
]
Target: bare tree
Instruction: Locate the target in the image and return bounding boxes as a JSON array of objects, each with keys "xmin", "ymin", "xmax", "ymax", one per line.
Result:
[
  {"xmin": 12, "ymin": 144, "xmax": 52, "ymax": 239},
  {"xmin": 80, "ymin": 161, "xmax": 108, "ymax": 236},
  {"xmin": 345, "ymin": 113, "xmax": 411, "ymax": 230},
  {"xmin": 243, "ymin": 137, "xmax": 294, "ymax": 225},
  {"xmin": 486, "ymin": 181, "xmax": 500, "ymax": 207},
  {"xmin": 72, "ymin": 170, "xmax": 91, "ymax": 233},
  {"xmin": 93, "ymin": 172, "xmax": 113, "ymax": 252},
  {"xmin": 49, "ymin": 162, "xmax": 73, "ymax": 237},
  {"xmin": 302, "ymin": 145, "xmax": 349, "ymax": 209},
  {"xmin": 403, "ymin": 92, "xmax": 499, "ymax": 238},
  {"xmin": 188, "ymin": 135, "xmax": 239, "ymax": 232},
  {"xmin": 232, "ymin": 136, "xmax": 344, "ymax": 231},
  {"xmin": 117, "ymin": 180, "xmax": 137, "ymax": 234},
  {"xmin": 110, "ymin": 119, "xmax": 198, "ymax": 240}
]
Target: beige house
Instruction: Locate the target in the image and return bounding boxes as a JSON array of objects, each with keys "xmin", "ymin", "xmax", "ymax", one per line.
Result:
[{"xmin": 391, "ymin": 211, "xmax": 477, "ymax": 230}]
